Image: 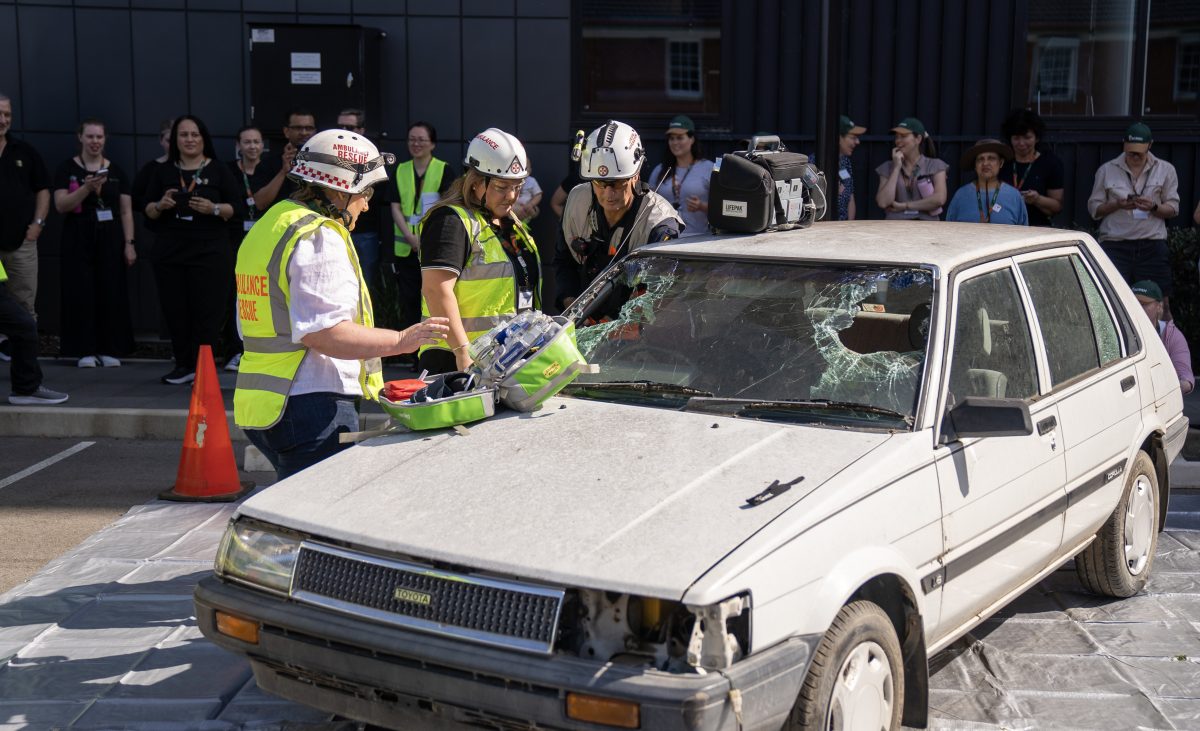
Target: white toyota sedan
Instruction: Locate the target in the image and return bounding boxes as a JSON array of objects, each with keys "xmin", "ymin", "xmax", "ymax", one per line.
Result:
[{"xmin": 195, "ymin": 222, "xmax": 1187, "ymax": 730}]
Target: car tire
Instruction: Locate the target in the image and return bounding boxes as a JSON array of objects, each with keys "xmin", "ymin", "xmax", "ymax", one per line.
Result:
[
  {"xmin": 1075, "ymin": 450, "xmax": 1159, "ymax": 598},
  {"xmin": 786, "ymin": 600, "xmax": 904, "ymax": 731}
]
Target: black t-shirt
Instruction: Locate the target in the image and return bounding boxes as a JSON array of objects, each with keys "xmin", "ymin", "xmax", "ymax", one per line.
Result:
[
  {"xmin": 227, "ymin": 158, "xmax": 274, "ymax": 243},
  {"xmin": 53, "ymin": 159, "xmax": 132, "ymax": 221},
  {"xmin": 420, "ymin": 206, "xmax": 540, "ymax": 307},
  {"xmin": 998, "ymin": 150, "xmax": 1065, "ymax": 227},
  {"xmin": 143, "ymin": 158, "xmax": 244, "ymax": 238},
  {"xmin": 0, "ymin": 136, "xmax": 51, "ymax": 251},
  {"xmin": 258, "ymin": 152, "xmax": 299, "ymax": 207}
]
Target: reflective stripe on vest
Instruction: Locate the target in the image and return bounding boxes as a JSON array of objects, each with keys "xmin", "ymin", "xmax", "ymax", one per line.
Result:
[
  {"xmin": 419, "ymin": 205, "xmax": 540, "ymax": 356},
  {"xmin": 234, "ymin": 200, "xmax": 383, "ymax": 429},
  {"xmin": 394, "ymin": 158, "xmax": 447, "ymax": 256}
]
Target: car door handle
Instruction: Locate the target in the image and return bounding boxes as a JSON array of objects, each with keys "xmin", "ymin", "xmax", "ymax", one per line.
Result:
[
  {"xmin": 1121, "ymin": 376, "xmax": 1135, "ymax": 392},
  {"xmin": 1037, "ymin": 415, "xmax": 1057, "ymax": 435}
]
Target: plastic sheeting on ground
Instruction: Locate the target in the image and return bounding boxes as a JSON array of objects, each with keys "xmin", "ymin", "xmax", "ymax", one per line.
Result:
[{"xmin": 0, "ymin": 495, "xmax": 1198, "ymax": 730}]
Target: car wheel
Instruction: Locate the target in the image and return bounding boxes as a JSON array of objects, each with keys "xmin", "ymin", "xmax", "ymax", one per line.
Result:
[
  {"xmin": 787, "ymin": 600, "xmax": 904, "ymax": 731},
  {"xmin": 1075, "ymin": 450, "xmax": 1159, "ymax": 598}
]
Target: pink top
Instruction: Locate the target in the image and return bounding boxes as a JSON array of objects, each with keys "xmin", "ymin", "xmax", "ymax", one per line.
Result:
[{"xmin": 1160, "ymin": 320, "xmax": 1194, "ymax": 391}]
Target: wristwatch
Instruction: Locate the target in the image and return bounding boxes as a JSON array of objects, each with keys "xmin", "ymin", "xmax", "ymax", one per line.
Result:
[
  {"xmin": 211, "ymin": 202, "xmax": 221, "ymax": 216},
  {"xmin": 1152, "ymin": 203, "xmax": 1160, "ymax": 213}
]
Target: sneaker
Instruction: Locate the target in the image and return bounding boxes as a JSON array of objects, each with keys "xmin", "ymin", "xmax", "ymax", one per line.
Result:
[
  {"xmin": 98, "ymin": 355, "xmax": 121, "ymax": 368},
  {"xmin": 161, "ymin": 368, "xmax": 195, "ymax": 385},
  {"xmin": 77, "ymin": 355, "xmax": 99, "ymax": 368},
  {"xmin": 9, "ymin": 386, "xmax": 69, "ymax": 405},
  {"xmin": 0, "ymin": 337, "xmax": 10, "ymax": 363},
  {"xmin": 224, "ymin": 353, "xmax": 241, "ymax": 372}
]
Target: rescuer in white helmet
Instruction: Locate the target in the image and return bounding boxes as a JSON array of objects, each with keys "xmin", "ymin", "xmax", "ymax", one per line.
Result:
[
  {"xmin": 233, "ymin": 128, "xmax": 449, "ymax": 478},
  {"xmin": 418, "ymin": 127, "xmax": 542, "ymax": 374},
  {"xmin": 555, "ymin": 120, "xmax": 683, "ymax": 309}
]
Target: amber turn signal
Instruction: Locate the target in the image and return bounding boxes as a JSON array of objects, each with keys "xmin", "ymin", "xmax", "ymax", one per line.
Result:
[
  {"xmin": 566, "ymin": 692, "xmax": 640, "ymax": 728},
  {"xmin": 215, "ymin": 610, "xmax": 260, "ymax": 645}
]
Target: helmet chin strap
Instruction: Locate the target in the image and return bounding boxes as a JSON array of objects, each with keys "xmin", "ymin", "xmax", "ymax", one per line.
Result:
[{"xmin": 316, "ymin": 187, "xmax": 354, "ymax": 228}]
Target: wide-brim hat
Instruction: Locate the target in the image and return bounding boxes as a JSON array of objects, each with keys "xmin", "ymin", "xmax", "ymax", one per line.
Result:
[{"xmin": 960, "ymin": 138, "xmax": 1013, "ymax": 170}]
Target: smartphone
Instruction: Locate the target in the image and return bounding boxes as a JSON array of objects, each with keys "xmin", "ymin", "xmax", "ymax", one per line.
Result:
[
  {"xmin": 94, "ymin": 168, "xmax": 109, "ymax": 176},
  {"xmin": 174, "ymin": 191, "xmax": 193, "ymax": 208}
]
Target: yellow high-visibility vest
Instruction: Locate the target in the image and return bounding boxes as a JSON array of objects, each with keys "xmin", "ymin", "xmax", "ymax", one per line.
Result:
[
  {"xmin": 394, "ymin": 158, "xmax": 447, "ymax": 257},
  {"xmin": 234, "ymin": 200, "xmax": 383, "ymax": 429},
  {"xmin": 419, "ymin": 205, "xmax": 540, "ymax": 357}
]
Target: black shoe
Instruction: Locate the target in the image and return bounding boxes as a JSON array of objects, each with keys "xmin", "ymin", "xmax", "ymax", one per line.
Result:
[{"xmin": 161, "ymin": 367, "xmax": 196, "ymax": 385}]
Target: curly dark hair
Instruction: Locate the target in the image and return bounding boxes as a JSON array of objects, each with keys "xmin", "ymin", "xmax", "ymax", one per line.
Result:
[{"xmin": 1001, "ymin": 108, "xmax": 1047, "ymax": 143}]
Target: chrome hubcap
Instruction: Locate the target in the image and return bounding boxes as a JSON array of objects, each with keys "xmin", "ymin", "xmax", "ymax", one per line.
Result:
[
  {"xmin": 827, "ymin": 640, "xmax": 893, "ymax": 731},
  {"xmin": 1124, "ymin": 474, "xmax": 1155, "ymax": 575}
]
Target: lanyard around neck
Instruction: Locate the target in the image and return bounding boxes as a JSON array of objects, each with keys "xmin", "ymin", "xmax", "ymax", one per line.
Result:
[{"xmin": 975, "ymin": 182, "xmax": 1000, "ymax": 222}]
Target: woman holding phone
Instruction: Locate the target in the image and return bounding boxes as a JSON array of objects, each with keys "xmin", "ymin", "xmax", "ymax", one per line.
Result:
[
  {"xmin": 53, "ymin": 118, "xmax": 135, "ymax": 367},
  {"xmin": 143, "ymin": 115, "xmax": 243, "ymax": 384}
]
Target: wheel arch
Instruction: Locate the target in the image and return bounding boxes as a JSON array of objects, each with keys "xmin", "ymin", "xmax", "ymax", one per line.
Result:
[
  {"xmin": 1139, "ymin": 431, "xmax": 1169, "ymax": 532},
  {"xmin": 846, "ymin": 573, "xmax": 929, "ymax": 728}
]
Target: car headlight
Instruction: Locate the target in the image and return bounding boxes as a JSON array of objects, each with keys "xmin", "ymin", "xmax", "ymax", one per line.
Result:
[{"xmin": 215, "ymin": 519, "xmax": 302, "ymax": 595}]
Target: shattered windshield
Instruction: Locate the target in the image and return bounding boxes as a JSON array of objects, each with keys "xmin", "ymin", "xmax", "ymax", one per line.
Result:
[{"xmin": 566, "ymin": 255, "xmax": 934, "ymax": 428}]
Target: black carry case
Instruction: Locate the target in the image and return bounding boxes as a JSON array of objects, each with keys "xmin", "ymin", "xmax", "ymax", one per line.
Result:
[{"xmin": 709, "ymin": 135, "xmax": 827, "ymax": 233}]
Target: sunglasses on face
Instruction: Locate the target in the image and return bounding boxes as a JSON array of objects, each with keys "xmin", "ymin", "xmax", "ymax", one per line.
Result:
[{"xmin": 591, "ymin": 179, "xmax": 630, "ymax": 191}]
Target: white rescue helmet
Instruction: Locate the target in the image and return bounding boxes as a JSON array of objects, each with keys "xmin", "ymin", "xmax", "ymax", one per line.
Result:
[
  {"xmin": 579, "ymin": 120, "xmax": 644, "ymax": 180},
  {"xmin": 464, "ymin": 128, "xmax": 529, "ymax": 180},
  {"xmin": 290, "ymin": 129, "xmax": 395, "ymax": 195}
]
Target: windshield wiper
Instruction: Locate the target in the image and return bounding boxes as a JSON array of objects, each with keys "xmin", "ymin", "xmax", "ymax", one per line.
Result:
[
  {"xmin": 684, "ymin": 397, "xmax": 913, "ymax": 426},
  {"xmin": 561, "ymin": 381, "xmax": 714, "ymax": 402}
]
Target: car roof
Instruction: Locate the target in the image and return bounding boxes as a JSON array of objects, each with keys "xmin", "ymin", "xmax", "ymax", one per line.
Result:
[{"xmin": 647, "ymin": 221, "xmax": 1092, "ymax": 271}]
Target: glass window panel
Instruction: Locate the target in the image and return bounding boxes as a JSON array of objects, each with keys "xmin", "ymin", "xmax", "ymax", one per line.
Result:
[
  {"xmin": 949, "ymin": 269, "xmax": 1040, "ymax": 402},
  {"xmin": 1071, "ymin": 256, "xmax": 1122, "ymax": 365},
  {"xmin": 1146, "ymin": 2, "xmax": 1200, "ymax": 115},
  {"xmin": 1019, "ymin": 256, "xmax": 1103, "ymax": 385},
  {"xmin": 1024, "ymin": 0, "xmax": 1136, "ymax": 116}
]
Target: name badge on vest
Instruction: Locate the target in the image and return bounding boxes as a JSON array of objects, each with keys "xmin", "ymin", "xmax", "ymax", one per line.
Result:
[
  {"xmin": 96, "ymin": 208, "xmax": 114, "ymax": 222},
  {"xmin": 518, "ymin": 289, "xmax": 534, "ymax": 310}
]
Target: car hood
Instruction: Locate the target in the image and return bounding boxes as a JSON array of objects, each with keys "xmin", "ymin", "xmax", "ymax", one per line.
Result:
[{"xmin": 239, "ymin": 397, "xmax": 893, "ymax": 597}]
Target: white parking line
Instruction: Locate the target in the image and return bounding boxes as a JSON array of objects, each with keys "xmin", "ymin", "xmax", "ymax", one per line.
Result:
[{"xmin": 0, "ymin": 441, "xmax": 96, "ymax": 490}]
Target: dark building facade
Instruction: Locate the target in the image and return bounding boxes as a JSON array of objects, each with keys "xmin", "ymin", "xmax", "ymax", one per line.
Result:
[{"xmin": 2, "ymin": 0, "xmax": 1197, "ymax": 336}]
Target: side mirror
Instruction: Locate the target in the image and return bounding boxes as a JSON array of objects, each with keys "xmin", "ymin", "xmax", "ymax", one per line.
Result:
[{"xmin": 943, "ymin": 397, "xmax": 1033, "ymax": 440}]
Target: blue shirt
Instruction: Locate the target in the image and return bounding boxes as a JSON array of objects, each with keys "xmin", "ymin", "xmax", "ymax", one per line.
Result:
[{"xmin": 945, "ymin": 181, "xmax": 1028, "ymax": 225}]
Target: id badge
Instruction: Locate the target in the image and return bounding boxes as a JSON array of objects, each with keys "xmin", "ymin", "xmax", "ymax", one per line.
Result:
[
  {"xmin": 517, "ymin": 289, "xmax": 534, "ymax": 310},
  {"xmin": 838, "ymin": 168, "xmax": 851, "ymax": 180},
  {"xmin": 1132, "ymin": 209, "xmax": 1150, "ymax": 220},
  {"xmin": 903, "ymin": 208, "xmax": 919, "ymax": 217},
  {"xmin": 245, "ymin": 196, "xmax": 255, "ymax": 208},
  {"xmin": 991, "ymin": 203, "xmax": 1003, "ymax": 214},
  {"xmin": 243, "ymin": 220, "xmax": 255, "ymax": 232},
  {"xmin": 179, "ymin": 214, "xmax": 194, "ymax": 222},
  {"xmin": 95, "ymin": 208, "xmax": 114, "ymax": 222}
]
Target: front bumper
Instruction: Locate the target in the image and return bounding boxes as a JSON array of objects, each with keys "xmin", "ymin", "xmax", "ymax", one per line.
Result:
[{"xmin": 195, "ymin": 576, "xmax": 818, "ymax": 730}]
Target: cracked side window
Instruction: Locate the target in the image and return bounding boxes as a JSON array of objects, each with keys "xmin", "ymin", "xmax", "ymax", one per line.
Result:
[{"xmin": 570, "ymin": 255, "xmax": 933, "ymax": 426}]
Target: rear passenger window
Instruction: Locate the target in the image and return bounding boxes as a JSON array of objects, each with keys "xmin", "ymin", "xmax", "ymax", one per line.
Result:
[
  {"xmin": 1019, "ymin": 255, "xmax": 1108, "ymax": 386},
  {"xmin": 948, "ymin": 268, "xmax": 1039, "ymax": 402},
  {"xmin": 1072, "ymin": 257, "xmax": 1121, "ymax": 364}
]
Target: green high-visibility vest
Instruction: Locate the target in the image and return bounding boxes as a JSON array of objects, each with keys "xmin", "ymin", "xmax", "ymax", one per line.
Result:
[
  {"xmin": 419, "ymin": 205, "xmax": 540, "ymax": 357},
  {"xmin": 395, "ymin": 158, "xmax": 447, "ymax": 257},
  {"xmin": 0, "ymin": 259, "xmax": 6, "ymax": 282},
  {"xmin": 234, "ymin": 199, "xmax": 384, "ymax": 429}
]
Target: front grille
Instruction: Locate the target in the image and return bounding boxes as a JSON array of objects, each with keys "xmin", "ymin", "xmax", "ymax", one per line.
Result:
[{"xmin": 291, "ymin": 542, "xmax": 564, "ymax": 654}]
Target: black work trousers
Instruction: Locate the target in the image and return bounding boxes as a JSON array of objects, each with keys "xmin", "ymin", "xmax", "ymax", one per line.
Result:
[
  {"xmin": 152, "ymin": 245, "xmax": 232, "ymax": 372},
  {"xmin": 391, "ymin": 252, "xmax": 423, "ymax": 331},
  {"xmin": 0, "ymin": 282, "xmax": 42, "ymax": 394}
]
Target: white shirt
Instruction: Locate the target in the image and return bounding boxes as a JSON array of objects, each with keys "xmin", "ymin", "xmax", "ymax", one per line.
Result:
[{"xmin": 286, "ymin": 225, "xmax": 364, "ymax": 396}]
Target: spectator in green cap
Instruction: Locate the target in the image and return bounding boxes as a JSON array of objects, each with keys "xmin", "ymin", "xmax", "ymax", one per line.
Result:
[
  {"xmin": 1132, "ymin": 279, "xmax": 1193, "ymax": 395},
  {"xmin": 837, "ymin": 115, "xmax": 866, "ymax": 220},
  {"xmin": 1087, "ymin": 122, "xmax": 1180, "ymax": 313},
  {"xmin": 875, "ymin": 116, "xmax": 948, "ymax": 220},
  {"xmin": 647, "ymin": 115, "xmax": 714, "ymax": 237}
]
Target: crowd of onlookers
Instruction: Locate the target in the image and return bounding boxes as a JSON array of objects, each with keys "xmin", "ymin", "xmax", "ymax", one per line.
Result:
[{"xmin": 1, "ymin": 91, "xmax": 1198, "ymax": 405}]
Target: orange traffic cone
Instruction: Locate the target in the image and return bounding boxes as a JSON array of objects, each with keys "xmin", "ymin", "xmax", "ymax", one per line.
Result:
[{"xmin": 160, "ymin": 345, "xmax": 253, "ymax": 502}]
